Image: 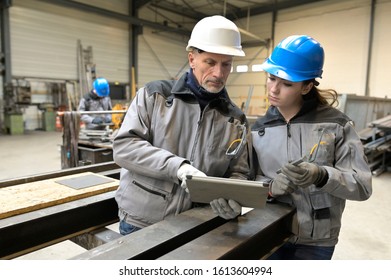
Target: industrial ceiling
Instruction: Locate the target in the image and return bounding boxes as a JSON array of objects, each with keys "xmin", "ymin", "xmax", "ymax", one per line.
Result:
[
  {"xmin": 41, "ymin": 0, "xmax": 327, "ymax": 38},
  {"xmin": 143, "ymin": 0, "xmax": 326, "ymax": 21}
]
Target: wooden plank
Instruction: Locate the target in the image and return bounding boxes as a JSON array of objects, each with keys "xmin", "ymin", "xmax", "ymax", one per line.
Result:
[
  {"xmin": 0, "ymin": 191, "xmax": 118, "ymax": 259},
  {"xmin": 0, "ymin": 172, "xmax": 118, "ymax": 219}
]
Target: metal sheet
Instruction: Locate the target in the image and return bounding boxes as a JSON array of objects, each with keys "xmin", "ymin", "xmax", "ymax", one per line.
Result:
[{"xmin": 55, "ymin": 174, "xmax": 115, "ymax": 190}]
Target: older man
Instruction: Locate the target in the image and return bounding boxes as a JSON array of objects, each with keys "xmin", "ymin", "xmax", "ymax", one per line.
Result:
[{"xmin": 113, "ymin": 15, "xmax": 251, "ymax": 235}]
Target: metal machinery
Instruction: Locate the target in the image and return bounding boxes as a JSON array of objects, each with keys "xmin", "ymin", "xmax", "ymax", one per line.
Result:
[
  {"xmin": 0, "ymin": 162, "xmax": 295, "ymax": 260},
  {"xmin": 3, "ymin": 79, "xmax": 31, "ymax": 134},
  {"xmin": 58, "ymin": 41, "xmax": 130, "ymax": 169},
  {"xmin": 360, "ymin": 115, "xmax": 391, "ymax": 175}
]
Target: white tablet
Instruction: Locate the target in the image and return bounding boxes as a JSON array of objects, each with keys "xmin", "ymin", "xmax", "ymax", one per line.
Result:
[{"xmin": 186, "ymin": 175, "xmax": 269, "ymax": 209}]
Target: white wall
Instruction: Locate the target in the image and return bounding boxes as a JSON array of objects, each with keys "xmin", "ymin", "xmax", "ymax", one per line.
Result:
[
  {"xmin": 275, "ymin": 0, "xmax": 371, "ymax": 95},
  {"xmin": 370, "ymin": 0, "xmax": 391, "ymax": 98},
  {"xmin": 232, "ymin": 0, "xmax": 391, "ymax": 105}
]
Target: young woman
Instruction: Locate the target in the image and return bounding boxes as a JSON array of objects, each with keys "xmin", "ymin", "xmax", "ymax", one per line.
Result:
[{"xmin": 251, "ymin": 35, "xmax": 372, "ymax": 260}]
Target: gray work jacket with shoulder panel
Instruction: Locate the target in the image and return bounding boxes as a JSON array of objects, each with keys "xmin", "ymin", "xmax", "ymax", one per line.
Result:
[
  {"xmin": 78, "ymin": 91, "xmax": 112, "ymax": 130},
  {"xmin": 251, "ymin": 97, "xmax": 372, "ymax": 247},
  {"xmin": 113, "ymin": 72, "xmax": 252, "ymax": 228}
]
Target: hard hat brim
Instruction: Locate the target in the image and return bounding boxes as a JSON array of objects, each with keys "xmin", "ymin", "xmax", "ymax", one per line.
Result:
[
  {"xmin": 260, "ymin": 59, "xmax": 322, "ymax": 82},
  {"xmin": 186, "ymin": 44, "xmax": 245, "ymax": 57}
]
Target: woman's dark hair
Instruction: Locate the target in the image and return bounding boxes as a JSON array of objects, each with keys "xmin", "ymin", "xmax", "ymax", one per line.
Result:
[{"xmin": 303, "ymin": 79, "xmax": 339, "ymax": 107}]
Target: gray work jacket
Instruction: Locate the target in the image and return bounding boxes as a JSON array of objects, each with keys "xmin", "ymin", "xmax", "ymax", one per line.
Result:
[
  {"xmin": 251, "ymin": 98, "xmax": 372, "ymax": 247},
  {"xmin": 113, "ymin": 72, "xmax": 252, "ymax": 228},
  {"xmin": 78, "ymin": 91, "xmax": 112, "ymax": 130}
]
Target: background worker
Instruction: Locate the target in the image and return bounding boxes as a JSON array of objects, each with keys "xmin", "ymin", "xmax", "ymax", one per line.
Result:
[
  {"xmin": 78, "ymin": 77, "xmax": 112, "ymax": 130},
  {"xmin": 113, "ymin": 15, "xmax": 251, "ymax": 235},
  {"xmin": 251, "ymin": 35, "xmax": 372, "ymax": 259}
]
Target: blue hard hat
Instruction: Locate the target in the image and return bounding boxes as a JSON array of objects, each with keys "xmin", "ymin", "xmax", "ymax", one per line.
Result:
[
  {"xmin": 261, "ymin": 35, "xmax": 324, "ymax": 82},
  {"xmin": 93, "ymin": 78, "xmax": 110, "ymax": 97}
]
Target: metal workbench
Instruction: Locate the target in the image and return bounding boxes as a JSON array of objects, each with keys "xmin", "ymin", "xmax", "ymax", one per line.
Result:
[{"xmin": 0, "ymin": 162, "xmax": 295, "ymax": 260}]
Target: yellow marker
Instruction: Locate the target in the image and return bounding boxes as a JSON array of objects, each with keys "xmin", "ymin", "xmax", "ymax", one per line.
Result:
[{"xmin": 310, "ymin": 141, "xmax": 327, "ymax": 155}]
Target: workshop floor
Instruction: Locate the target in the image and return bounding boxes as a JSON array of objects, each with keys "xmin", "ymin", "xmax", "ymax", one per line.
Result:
[{"xmin": 1, "ymin": 130, "xmax": 390, "ymax": 260}]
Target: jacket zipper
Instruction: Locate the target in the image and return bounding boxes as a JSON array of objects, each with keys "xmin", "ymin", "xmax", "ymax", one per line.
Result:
[
  {"xmin": 287, "ymin": 122, "xmax": 291, "ymax": 138},
  {"xmin": 132, "ymin": 180, "xmax": 167, "ymax": 200},
  {"xmin": 189, "ymin": 107, "xmax": 204, "ymax": 164}
]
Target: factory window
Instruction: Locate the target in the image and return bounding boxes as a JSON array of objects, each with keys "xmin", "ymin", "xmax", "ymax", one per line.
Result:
[
  {"xmin": 236, "ymin": 65, "xmax": 248, "ymax": 73},
  {"xmin": 252, "ymin": 64, "xmax": 263, "ymax": 72}
]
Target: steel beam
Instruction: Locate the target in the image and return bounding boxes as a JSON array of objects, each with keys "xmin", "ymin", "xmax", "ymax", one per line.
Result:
[
  {"xmin": 1, "ymin": 163, "xmax": 295, "ymax": 260},
  {"xmin": 0, "ymin": 191, "xmax": 118, "ymax": 259},
  {"xmin": 0, "ymin": 161, "xmax": 120, "ymax": 188},
  {"xmin": 72, "ymin": 203, "xmax": 295, "ymax": 260},
  {"xmin": 159, "ymin": 204, "xmax": 294, "ymax": 260}
]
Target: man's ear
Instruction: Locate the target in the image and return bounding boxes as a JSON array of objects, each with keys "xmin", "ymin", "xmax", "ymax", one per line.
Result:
[{"xmin": 188, "ymin": 52, "xmax": 195, "ymax": 69}]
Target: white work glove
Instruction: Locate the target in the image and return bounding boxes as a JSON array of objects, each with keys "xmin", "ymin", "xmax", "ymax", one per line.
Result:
[
  {"xmin": 210, "ymin": 198, "xmax": 242, "ymax": 220},
  {"xmin": 177, "ymin": 163, "xmax": 207, "ymax": 191},
  {"xmin": 270, "ymin": 173, "xmax": 297, "ymax": 197},
  {"xmin": 281, "ymin": 162, "xmax": 327, "ymax": 188}
]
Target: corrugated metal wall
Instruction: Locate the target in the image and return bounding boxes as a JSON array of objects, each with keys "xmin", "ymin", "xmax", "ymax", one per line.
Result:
[
  {"xmin": 136, "ymin": 7, "xmax": 192, "ymax": 89},
  {"xmin": 137, "ymin": 30, "xmax": 189, "ymax": 89},
  {"xmin": 3, "ymin": 0, "xmax": 391, "ymax": 130},
  {"xmin": 10, "ymin": 0, "xmax": 129, "ymax": 83},
  {"xmin": 8, "ymin": 0, "xmax": 131, "ymax": 129}
]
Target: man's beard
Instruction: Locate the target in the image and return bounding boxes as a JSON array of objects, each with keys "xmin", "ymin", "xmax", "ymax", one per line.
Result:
[{"xmin": 202, "ymin": 79, "xmax": 224, "ymax": 93}]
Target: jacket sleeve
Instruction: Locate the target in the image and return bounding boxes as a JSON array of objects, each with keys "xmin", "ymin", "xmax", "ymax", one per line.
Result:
[
  {"xmin": 113, "ymin": 87, "xmax": 186, "ymax": 183},
  {"xmin": 322, "ymin": 122, "xmax": 372, "ymax": 201},
  {"xmin": 105, "ymin": 98, "xmax": 113, "ymax": 122},
  {"xmin": 78, "ymin": 98, "xmax": 93, "ymax": 124}
]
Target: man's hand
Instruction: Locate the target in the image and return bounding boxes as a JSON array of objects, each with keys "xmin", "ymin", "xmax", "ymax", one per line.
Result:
[
  {"xmin": 105, "ymin": 116, "xmax": 112, "ymax": 123},
  {"xmin": 177, "ymin": 163, "xmax": 206, "ymax": 191},
  {"xmin": 270, "ymin": 173, "xmax": 297, "ymax": 196},
  {"xmin": 92, "ymin": 117, "xmax": 103, "ymax": 124},
  {"xmin": 281, "ymin": 162, "xmax": 327, "ymax": 188},
  {"xmin": 210, "ymin": 198, "xmax": 241, "ymax": 220}
]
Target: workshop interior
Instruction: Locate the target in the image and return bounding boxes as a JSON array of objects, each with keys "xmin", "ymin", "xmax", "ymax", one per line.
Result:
[{"xmin": 0, "ymin": 0, "xmax": 390, "ymax": 260}]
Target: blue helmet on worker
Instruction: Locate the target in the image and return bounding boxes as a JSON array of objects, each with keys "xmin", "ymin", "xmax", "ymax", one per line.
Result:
[
  {"xmin": 93, "ymin": 78, "xmax": 110, "ymax": 97},
  {"xmin": 261, "ymin": 35, "xmax": 324, "ymax": 82}
]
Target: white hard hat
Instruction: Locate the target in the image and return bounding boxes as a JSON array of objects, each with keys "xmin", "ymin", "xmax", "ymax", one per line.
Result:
[{"xmin": 186, "ymin": 15, "xmax": 245, "ymax": 57}]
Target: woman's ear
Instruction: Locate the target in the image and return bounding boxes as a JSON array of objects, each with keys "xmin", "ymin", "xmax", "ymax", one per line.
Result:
[{"xmin": 301, "ymin": 82, "xmax": 313, "ymax": 95}]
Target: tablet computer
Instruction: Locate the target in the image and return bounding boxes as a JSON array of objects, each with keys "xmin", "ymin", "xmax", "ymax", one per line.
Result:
[{"xmin": 186, "ymin": 175, "xmax": 269, "ymax": 209}]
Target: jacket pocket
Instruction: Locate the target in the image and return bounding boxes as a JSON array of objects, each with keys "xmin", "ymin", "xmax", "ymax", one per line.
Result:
[
  {"xmin": 122, "ymin": 176, "xmax": 172, "ymax": 224},
  {"xmin": 309, "ymin": 191, "xmax": 332, "ymax": 239},
  {"xmin": 208, "ymin": 119, "xmax": 243, "ymax": 154},
  {"xmin": 310, "ymin": 129, "xmax": 335, "ymax": 167}
]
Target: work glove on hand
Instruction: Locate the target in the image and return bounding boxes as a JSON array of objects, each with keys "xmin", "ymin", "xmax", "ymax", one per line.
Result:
[
  {"xmin": 270, "ymin": 173, "xmax": 298, "ymax": 196},
  {"xmin": 105, "ymin": 116, "xmax": 112, "ymax": 123},
  {"xmin": 92, "ymin": 117, "xmax": 103, "ymax": 124},
  {"xmin": 210, "ymin": 198, "xmax": 241, "ymax": 220},
  {"xmin": 280, "ymin": 162, "xmax": 327, "ymax": 188},
  {"xmin": 177, "ymin": 163, "xmax": 207, "ymax": 191}
]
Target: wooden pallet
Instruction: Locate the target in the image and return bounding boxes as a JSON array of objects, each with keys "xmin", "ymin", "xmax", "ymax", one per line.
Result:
[{"xmin": 0, "ymin": 172, "xmax": 118, "ymax": 219}]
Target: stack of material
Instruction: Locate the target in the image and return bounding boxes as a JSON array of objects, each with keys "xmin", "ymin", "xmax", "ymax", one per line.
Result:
[
  {"xmin": 359, "ymin": 115, "xmax": 391, "ymax": 176},
  {"xmin": 79, "ymin": 129, "xmax": 113, "ymax": 143},
  {"xmin": 61, "ymin": 112, "xmax": 80, "ymax": 169}
]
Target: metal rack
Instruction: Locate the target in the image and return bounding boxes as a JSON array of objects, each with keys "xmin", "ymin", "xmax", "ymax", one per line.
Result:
[{"xmin": 360, "ymin": 115, "xmax": 391, "ymax": 176}]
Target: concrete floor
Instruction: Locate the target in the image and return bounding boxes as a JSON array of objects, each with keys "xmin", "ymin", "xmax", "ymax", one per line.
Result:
[{"xmin": 1, "ymin": 130, "xmax": 390, "ymax": 260}]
